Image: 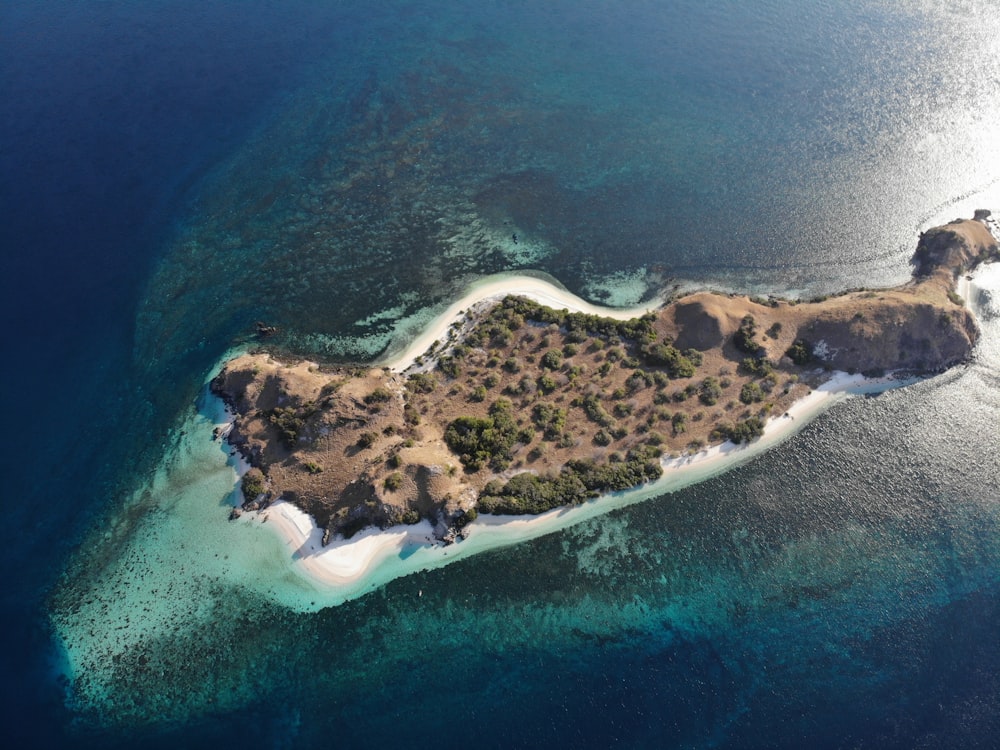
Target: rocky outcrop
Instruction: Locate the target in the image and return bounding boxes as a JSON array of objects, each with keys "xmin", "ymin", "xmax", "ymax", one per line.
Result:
[{"xmin": 911, "ymin": 215, "xmax": 998, "ymax": 278}]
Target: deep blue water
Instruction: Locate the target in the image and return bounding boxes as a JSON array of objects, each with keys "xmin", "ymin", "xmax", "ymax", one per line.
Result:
[{"xmin": 3, "ymin": 1, "xmax": 1000, "ymax": 747}]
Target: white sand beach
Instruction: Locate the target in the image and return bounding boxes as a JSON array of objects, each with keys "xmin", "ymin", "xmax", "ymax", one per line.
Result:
[
  {"xmin": 250, "ymin": 275, "xmax": 915, "ymax": 598},
  {"xmin": 383, "ymin": 273, "xmax": 658, "ymax": 372}
]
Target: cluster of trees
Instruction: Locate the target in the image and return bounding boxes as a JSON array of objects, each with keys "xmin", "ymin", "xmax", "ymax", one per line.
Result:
[
  {"xmin": 532, "ymin": 402, "xmax": 567, "ymax": 440},
  {"xmin": 363, "ymin": 387, "xmax": 393, "ymax": 405},
  {"xmin": 710, "ymin": 416, "xmax": 765, "ymax": 444},
  {"xmin": 242, "ymin": 468, "xmax": 265, "ymax": 502},
  {"xmin": 639, "ymin": 339, "xmax": 702, "ymax": 378},
  {"xmin": 267, "ymin": 401, "xmax": 318, "ymax": 449},
  {"xmin": 740, "ymin": 381, "xmax": 764, "ymax": 404},
  {"xmin": 406, "ymin": 372, "xmax": 437, "ymax": 393},
  {"xmin": 733, "ymin": 315, "xmax": 764, "ymax": 356},
  {"xmin": 733, "ymin": 315, "xmax": 779, "ymax": 378},
  {"xmin": 699, "ymin": 377, "xmax": 723, "ymax": 406},
  {"xmin": 785, "ymin": 339, "xmax": 814, "ymax": 365},
  {"xmin": 477, "ymin": 455, "xmax": 663, "ymax": 515},
  {"xmin": 490, "ymin": 295, "xmax": 658, "ymax": 342},
  {"xmin": 444, "ymin": 398, "xmax": 529, "ymax": 471},
  {"xmin": 580, "ymin": 393, "xmax": 615, "ymax": 429}
]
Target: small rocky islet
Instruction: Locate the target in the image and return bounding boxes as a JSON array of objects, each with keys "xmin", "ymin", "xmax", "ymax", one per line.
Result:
[{"xmin": 212, "ymin": 216, "xmax": 997, "ymax": 544}]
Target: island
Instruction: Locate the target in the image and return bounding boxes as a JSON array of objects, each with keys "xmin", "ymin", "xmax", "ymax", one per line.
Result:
[{"xmin": 212, "ymin": 215, "xmax": 997, "ymax": 558}]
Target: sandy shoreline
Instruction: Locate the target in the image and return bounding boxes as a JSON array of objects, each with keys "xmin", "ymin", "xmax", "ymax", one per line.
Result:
[
  {"xmin": 245, "ymin": 275, "xmax": 919, "ymax": 600},
  {"xmin": 382, "ymin": 273, "xmax": 658, "ymax": 372},
  {"xmin": 258, "ymin": 368, "xmax": 907, "ymax": 596}
]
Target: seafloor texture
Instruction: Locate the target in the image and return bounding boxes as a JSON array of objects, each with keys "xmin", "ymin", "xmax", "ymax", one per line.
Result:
[
  {"xmin": 49, "ymin": 263, "xmax": 1000, "ymax": 740},
  {"xmin": 7, "ymin": 0, "xmax": 1000, "ymax": 747}
]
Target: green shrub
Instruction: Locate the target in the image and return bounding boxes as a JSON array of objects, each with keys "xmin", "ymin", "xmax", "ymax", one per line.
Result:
[
  {"xmin": 532, "ymin": 403, "xmax": 568, "ymax": 440},
  {"xmin": 403, "ymin": 403, "xmax": 421, "ymax": 425},
  {"xmin": 739, "ymin": 357, "xmax": 774, "ymax": 377},
  {"xmin": 242, "ymin": 468, "xmax": 265, "ymax": 502},
  {"xmin": 613, "ymin": 402, "xmax": 633, "ymax": 417},
  {"xmin": 785, "ymin": 339, "xmax": 813, "ymax": 365},
  {"xmin": 699, "ymin": 377, "xmax": 722, "ymax": 406},
  {"xmin": 444, "ymin": 399, "xmax": 520, "ymax": 471},
  {"xmin": 407, "ymin": 372, "xmax": 437, "ymax": 393},
  {"xmin": 581, "ymin": 393, "xmax": 615, "ymax": 428},
  {"xmin": 740, "ymin": 382, "xmax": 764, "ymax": 404},
  {"xmin": 626, "ymin": 370, "xmax": 653, "ymax": 392},
  {"xmin": 302, "ymin": 461, "xmax": 324, "ymax": 474},
  {"xmin": 733, "ymin": 315, "xmax": 764, "ymax": 356},
  {"xmin": 357, "ymin": 431, "xmax": 379, "ymax": 449},
  {"xmin": 537, "ymin": 374, "xmax": 558, "ymax": 393},
  {"xmin": 477, "ymin": 455, "xmax": 662, "ymax": 515},
  {"xmin": 711, "ymin": 416, "xmax": 765, "ymax": 444},
  {"xmin": 438, "ymin": 357, "xmax": 462, "ymax": 378},
  {"xmin": 384, "ymin": 472, "xmax": 404, "ymax": 491},
  {"xmin": 503, "ymin": 356, "xmax": 521, "ymax": 373},
  {"xmin": 267, "ymin": 404, "xmax": 316, "ymax": 449},
  {"xmin": 671, "ymin": 412, "xmax": 687, "ymax": 435},
  {"xmin": 454, "ymin": 508, "xmax": 478, "ymax": 528},
  {"xmin": 364, "ymin": 386, "xmax": 393, "ymax": 405},
  {"xmin": 541, "ymin": 349, "xmax": 564, "ymax": 370}
]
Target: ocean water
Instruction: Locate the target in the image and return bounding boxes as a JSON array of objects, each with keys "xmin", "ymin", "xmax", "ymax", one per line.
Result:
[{"xmin": 4, "ymin": 1, "xmax": 1000, "ymax": 747}]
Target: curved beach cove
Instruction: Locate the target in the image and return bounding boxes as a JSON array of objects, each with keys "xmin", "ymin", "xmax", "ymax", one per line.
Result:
[{"xmin": 243, "ymin": 273, "xmax": 923, "ymax": 607}]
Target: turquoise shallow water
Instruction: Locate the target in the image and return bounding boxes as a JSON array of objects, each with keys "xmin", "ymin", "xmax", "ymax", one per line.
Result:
[{"xmin": 5, "ymin": 0, "xmax": 1000, "ymax": 747}]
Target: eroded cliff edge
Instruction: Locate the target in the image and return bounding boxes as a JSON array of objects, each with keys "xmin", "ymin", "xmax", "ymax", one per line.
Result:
[{"xmin": 212, "ymin": 216, "xmax": 997, "ymax": 542}]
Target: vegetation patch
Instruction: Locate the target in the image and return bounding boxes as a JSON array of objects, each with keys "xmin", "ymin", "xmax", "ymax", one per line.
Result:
[
  {"xmin": 267, "ymin": 402, "xmax": 318, "ymax": 449},
  {"xmin": 733, "ymin": 315, "xmax": 764, "ymax": 356},
  {"xmin": 302, "ymin": 461, "xmax": 324, "ymax": 474},
  {"xmin": 699, "ymin": 377, "xmax": 723, "ymax": 406},
  {"xmin": 406, "ymin": 372, "xmax": 437, "ymax": 393},
  {"xmin": 739, "ymin": 382, "xmax": 764, "ymax": 404},
  {"xmin": 444, "ymin": 398, "xmax": 521, "ymax": 471},
  {"xmin": 532, "ymin": 403, "xmax": 568, "ymax": 440},
  {"xmin": 364, "ymin": 386, "xmax": 393, "ymax": 405},
  {"xmin": 785, "ymin": 339, "xmax": 814, "ymax": 365},
  {"xmin": 241, "ymin": 468, "xmax": 265, "ymax": 502},
  {"xmin": 711, "ymin": 416, "xmax": 765, "ymax": 444},
  {"xmin": 477, "ymin": 455, "xmax": 663, "ymax": 515}
]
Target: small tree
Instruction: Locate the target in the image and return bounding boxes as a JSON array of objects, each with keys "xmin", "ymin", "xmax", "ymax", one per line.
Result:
[
  {"xmin": 541, "ymin": 349, "xmax": 564, "ymax": 370},
  {"xmin": 740, "ymin": 382, "xmax": 764, "ymax": 404},
  {"xmin": 699, "ymin": 377, "xmax": 722, "ymax": 406},
  {"xmin": 242, "ymin": 468, "xmax": 265, "ymax": 502}
]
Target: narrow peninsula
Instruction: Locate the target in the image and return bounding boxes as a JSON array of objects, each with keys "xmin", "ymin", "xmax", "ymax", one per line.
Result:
[{"xmin": 212, "ymin": 216, "xmax": 997, "ymax": 549}]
